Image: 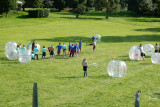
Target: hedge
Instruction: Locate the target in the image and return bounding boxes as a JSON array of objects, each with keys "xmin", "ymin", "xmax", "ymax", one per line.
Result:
[{"xmin": 28, "ymin": 9, "xmax": 50, "ymax": 18}]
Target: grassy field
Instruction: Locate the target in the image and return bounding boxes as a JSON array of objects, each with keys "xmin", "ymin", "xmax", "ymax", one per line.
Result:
[{"xmin": 0, "ymin": 11, "xmax": 160, "ymax": 107}]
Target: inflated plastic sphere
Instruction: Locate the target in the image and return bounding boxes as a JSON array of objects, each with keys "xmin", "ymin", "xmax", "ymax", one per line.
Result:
[
  {"xmin": 5, "ymin": 48, "xmax": 18, "ymax": 60},
  {"xmin": 151, "ymin": 53, "xmax": 160, "ymax": 64},
  {"xmin": 107, "ymin": 60, "xmax": 127, "ymax": 77},
  {"xmin": 94, "ymin": 34, "xmax": 101, "ymax": 42},
  {"xmin": 5, "ymin": 42, "xmax": 17, "ymax": 50},
  {"xmin": 19, "ymin": 50, "xmax": 31, "ymax": 63},
  {"xmin": 27, "ymin": 44, "xmax": 32, "ymax": 51},
  {"xmin": 143, "ymin": 44, "xmax": 154, "ymax": 55},
  {"xmin": 5, "ymin": 42, "xmax": 18, "ymax": 60},
  {"xmin": 129, "ymin": 46, "xmax": 142, "ymax": 60},
  {"xmin": 35, "ymin": 43, "xmax": 40, "ymax": 52}
]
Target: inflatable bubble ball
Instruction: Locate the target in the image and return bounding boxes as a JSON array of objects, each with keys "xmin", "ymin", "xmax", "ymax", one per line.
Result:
[
  {"xmin": 107, "ymin": 60, "xmax": 127, "ymax": 77},
  {"xmin": 94, "ymin": 34, "xmax": 101, "ymax": 42},
  {"xmin": 27, "ymin": 44, "xmax": 32, "ymax": 51},
  {"xmin": 151, "ymin": 53, "xmax": 160, "ymax": 64},
  {"xmin": 19, "ymin": 50, "xmax": 31, "ymax": 63},
  {"xmin": 35, "ymin": 43, "xmax": 40, "ymax": 52},
  {"xmin": 129, "ymin": 46, "xmax": 142, "ymax": 60},
  {"xmin": 5, "ymin": 42, "xmax": 18, "ymax": 60},
  {"xmin": 5, "ymin": 42, "xmax": 17, "ymax": 50},
  {"xmin": 143, "ymin": 44, "xmax": 154, "ymax": 55},
  {"xmin": 5, "ymin": 48, "xmax": 18, "ymax": 60}
]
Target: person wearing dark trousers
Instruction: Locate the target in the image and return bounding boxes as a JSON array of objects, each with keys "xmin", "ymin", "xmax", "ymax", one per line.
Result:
[
  {"xmin": 82, "ymin": 58, "xmax": 88, "ymax": 77},
  {"xmin": 42, "ymin": 46, "xmax": 47, "ymax": 59},
  {"xmin": 135, "ymin": 90, "xmax": 141, "ymax": 107}
]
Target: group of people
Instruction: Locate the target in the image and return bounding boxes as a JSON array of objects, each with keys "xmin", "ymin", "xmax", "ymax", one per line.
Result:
[
  {"xmin": 16, "ymin": 40, "xmax": 83, "ymax": 60},
  {"xmin": 138, "ymin": 43, "xmax": 160, "ymax": 61}
]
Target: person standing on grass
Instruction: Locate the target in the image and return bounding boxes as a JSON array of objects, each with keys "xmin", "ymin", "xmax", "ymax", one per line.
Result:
[
  {"xmin": 49, "ymin": 45, "xmax": 54, "ymax": 59},
  {"xmin": 19, "ymin": 43, "xmax": 21, "ymax": 49},
  {"xmin": 70, "ymin": 44, "xmax": 74, "ymax": 57},
  {"xmin": 79, "ymin": 39, "xmax": 82, "ymax": 53},
  {"xmin": 56, "ymin": 43, "xmax": 62, "ymax": 58},
  {"xmin": 92, "ymin": 35, "xmax": 96, "ymax": 42},
  {"xmin": 21, "ymin": 45, "xmax": 26, "ymax": 51},
  {"xmin": 16, "ymin": 45, "xmax": 20, "ymax": 53},
  {"xmin": 75, "ymin": 40, "xmax": 77, "ymax": 45},
  {"xmin": 82, "ymin": 58, "xmax": 88, "ymax": 77},
  {"xmin": 68, "ymin": 42, "xmax": 72, "ymax": 55},
  {"xmin": 74, "ymin": 43, "xmax": 79, "ymax": 58},
  {"xmin": 93, "ymin": 41, "xmax": 96, "ymax": 53},
  {"xmin": 139, "ymin": 44, "xmax": 145, "ymax": 61},
  {"xmin": 42, "ymin": 46, "xmax": 47, "ymax": 59},
  {"xmin": 135, "ymin": 90, "xmax": 141, "ymax": 107},
  {"xmin": 27, "ymin": 41, "xmax": 32, "ymax": 50},
  {"xmin": 32, "ymin": 40, "xmax": 35, "ymax": 51},
  {"xmin": 155, "ymin": 43, "xmax": 158, "ymax": 53},
  {"xmin": 62, "ymin": 43, "xmax": 67, "ymax": 57},
  {"xmin": 33, "ymin": 46, "xmax": 39, "ymax": 60}
]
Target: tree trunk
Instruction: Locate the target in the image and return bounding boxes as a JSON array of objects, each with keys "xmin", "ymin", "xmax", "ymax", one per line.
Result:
[
  {"xmin": 76, "ymin": 14, "xmax": 79, "ymax": 18},
  {"xmin": 106, "ymin": 8, "xmax": 109, "ymax": 19},
  {"xmin": 6, "ymin": 12, "xmax": 9, "ymax": 18},
  {"xmin": 23, "ymin": 5, "xmax": 25, "ymax": 11}
]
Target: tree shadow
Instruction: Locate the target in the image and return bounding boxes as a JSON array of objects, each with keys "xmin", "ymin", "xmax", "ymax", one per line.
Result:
[
  {"xmin": 88, "ymin": 75, "xmax": 110, "ymax": 79},
  {"xmin": 57, "ymin": 76, "xmax": 83, "ymax": 79},
  {"xmin": 16, "ymin": 15, "xmax": 29, "ymax": 19},
  {"xmin": 35, "ymin": 34, "xmax": 160, "ymax": 43},
  {"xmin": 135, "ymin": 28, "xmax": 160, "ymax": 32},
  {"xmin": 153, "ymin": 93, "xmax": 160, "ymax": 98},
  {"xmin": 130, "ymin": 18, "xmax": 160, "ymax": 22},
  {"xmin": 60, "ymin": 16, "xmax": 103, "ymax": 20}
]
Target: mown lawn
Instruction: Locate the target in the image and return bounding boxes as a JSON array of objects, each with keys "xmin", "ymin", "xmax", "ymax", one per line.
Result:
[{"xmin": 0, "ymin": 11, "xmax": 160, "ymax": 107}]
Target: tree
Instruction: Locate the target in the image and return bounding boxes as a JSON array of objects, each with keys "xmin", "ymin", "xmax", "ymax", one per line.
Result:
[
  {"xmin": 134, "ymin": 0, "xmax": 154, "ymax": 15},
  {"xmin": 43, "ymin": 0, "xmax": 54, "ymax": 8},
  {"xmin": 153, "ymin": 0, "xmax": 160, "ymax": 16},
  {"xmin": 0, "ymin": 0, "xmax": 17, "ymax": 17},
  {"xmin": 53, "ymin": 0, "xmax": 65, "ymax": 11},
  {"xmin": 108, "ymin": 0, "xmax": 121, "ymax": 13},
  {"xmin": 94, "ymin": 0, "xmax": 107, "ymax": 11},
  {"xmin": 120, "ymin": 0, "xmax": 128, "ymax": 9},
  {"xmin": 74, "ymin": 3, "xmax": 86, "ymax": 18},
  {"xmin": 86, "ymin": 0, "xmax": 94, "ymax": 11},
  {"xmin": 25, "ymin": 0, "xmax": 44, "ymax": 8}
]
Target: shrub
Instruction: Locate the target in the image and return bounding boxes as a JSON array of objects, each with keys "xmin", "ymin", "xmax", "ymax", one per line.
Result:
[{"xmin": 28, "ymin": 9, "xmax": 50, "ymax": 18}]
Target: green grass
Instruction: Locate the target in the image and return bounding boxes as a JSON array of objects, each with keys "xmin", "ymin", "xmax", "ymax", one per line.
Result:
[{"xmin": 0, "ymin": 11, "xmax": 160, "ymax": 107}]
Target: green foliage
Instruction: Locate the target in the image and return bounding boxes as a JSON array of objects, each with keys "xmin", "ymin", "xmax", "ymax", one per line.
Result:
[
  {"xmin": 25, "ymin": 0, "xmax": 44, "ymax": 8},
  {"xmin": 94, "ymin": 0, "xmax": 107, "ymax": 11},
  {"xmin": 53, "ymin": 0, "xmax": 65, "ymax": 11},
  {"xmin": 86, "ymin": 0, "xmax": 94, "ymax": 11},
  {"xmin": 43, "ymin": 0, "xmax": 54, "ymax": 8},
  {"xmin": 120, "ymin": 0, "xmax": 128, "ymax": 9},
  {"xmin": 0, "ymin": 0, "xmax": 17, "ymax": 17},
  {"xmin": 74, "ymin": 3, "xmax": 86, "ymax": 14},
  {"xmin": 108, "ymin": 0, "xmax": 121, "ymax": 13},
  {"xmin": 28, "ymin": 9, "xmax": 50, "ymax": 18}
]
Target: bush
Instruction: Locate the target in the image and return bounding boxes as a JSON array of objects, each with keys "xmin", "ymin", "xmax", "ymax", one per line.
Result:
[{"xmin": 28, "ymin": 9, "xmax": 50, "ymax": 18}]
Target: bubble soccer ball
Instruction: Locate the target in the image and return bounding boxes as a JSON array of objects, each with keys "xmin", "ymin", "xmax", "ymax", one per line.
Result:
[
  {"xmin": 107, "ymin": 60, "xmax": 127, "ymax": 77},
  {"xmin": 5, "ymin": 42, "xmax": 18, "ymax": 60},
  {"xmin": 129, "ymin": 46, "xmax": 142, "ymax": 60},
  {"xmin": 19, "ymin": 50, "xmax": 31, "ymax": 63},
  {"xmin": 35, "ymin": 43, "xmax": 40, "ymax": 52},
  {"xmin": 151, "ymin": 53, "xmax": 160, "ymax": 64},
  {"xmin": 94, "ymin": 34, "xmax": 101, "ymax": 43},
  {"xmin": 143, "ymin": 44, "xmax": 154, "ymax": 55},
  {"xmin": 27, "ymin": 44, "xmax": 32, "ymax": 51}
]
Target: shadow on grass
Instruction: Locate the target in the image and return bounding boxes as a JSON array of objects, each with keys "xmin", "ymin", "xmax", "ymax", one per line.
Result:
[
  {"xmin": 135, "ymin": 28, "xmax": 160, "ymax": 32},
  {"xmin": 58, "ymin": 76, "xmax": 83, "ymax": 79},
  {"xmin": 154, "ymin": 93, "xmax": 160, "ymax": 98},
  {"xmin": 130, "ymin": 18, "xmax": 160, "ymax": 22},
  {"xmin": 60, "ymin": 16, "xmax": 103, "ymax": 20},
  {"xmin": 16, "ymin": 15, "xmax": 29, "ymax": 19},
  {"xmin": 88, "ymin": 75, "xmax": 109, "ymax": 79},
  {"xmin": 35, "ymin": 34, "xmax": 160, "ymax": 43},
  {"xmin": 0, "ymin": 57, "xmax": 19, "ymax": 64}
]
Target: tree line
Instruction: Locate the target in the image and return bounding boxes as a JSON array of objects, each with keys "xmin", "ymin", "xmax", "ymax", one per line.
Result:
[{"xmin": 0, "ymin": 0, "xmax": 160, "ymax": 18}]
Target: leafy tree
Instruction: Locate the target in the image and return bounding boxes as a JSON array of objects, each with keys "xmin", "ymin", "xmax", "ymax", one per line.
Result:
[
  {"xmin": 134, "ymin": 0, "xmax": 154, "ymax": 15},
  {"xmin": 94, "ymin": 0, "xmax": 107, "ymax": 11},
  {"xmin": 43, "ymin": 0, "xmax": 54, "ymax": 8},
  {"xmin": 74, "ymin": 3, "xmax": 86, "ymax": 18},
  {"xmin": 25, "ymin": 0, "xmax": 44, "ymax": 8},
  {"xmin": 153, "ymin": 0, "xmax": 160, "ymax": 16},
  {"xmin": 86, "ymin": 0, "xmax": 94, "ymax": 11},
  {"xmin": 120, "ymin": 0, "xmax": 128, "ymax": 9},
  {"xmin": 53, "ymin": 0, "xmax": 65, "ymax": 11},
  {"xmin": 0, "ymin": 0, "xmax": 17, "ymax": 17},
  {"xmin": 108, "ymin": 0, "xmax": 121, "ymax": 13}
]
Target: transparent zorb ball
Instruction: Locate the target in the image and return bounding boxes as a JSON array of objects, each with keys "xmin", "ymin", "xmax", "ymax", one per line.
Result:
[
  {"xmin": 35, "ymin": 43, "xmax": 40, "ymax": 52},
  {"xmin": 19, "ymin": 50, "xmax": 31, "ymax": 63},
  {"xmin": 27, "ymin": 44, "xmax": 32, "ymax": 51},
  {"xmin": 143, "ymin": 44, "xmax": 154, "ymax": 55},
  {"xmin": 5, "ymin": 42, "xmax": 18, "ymax": 60},
  {"xmin": 129, "ymin": 46, "xmax": 142, "ymax": 60},
  {"xmin": 107, "ymin": 60, "xmax": 127, "ymax": 77},
  {"xmin": 94, "ymin": 34, "xmax": 101, "ymax": 43},
  {"xmin": 151, "ymin": 53, "xmax": 160, "ymax": 64}
]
